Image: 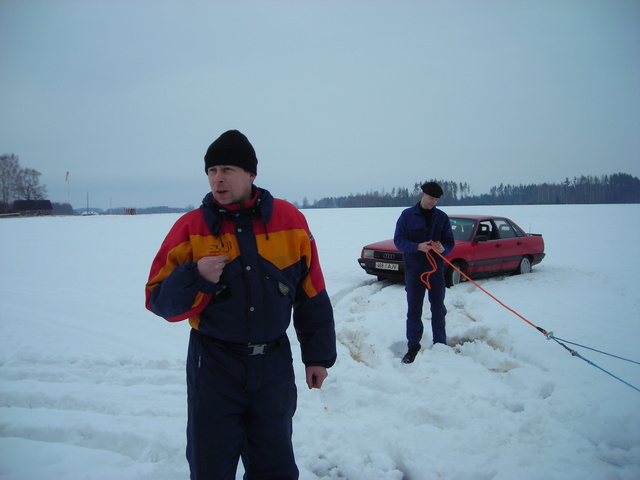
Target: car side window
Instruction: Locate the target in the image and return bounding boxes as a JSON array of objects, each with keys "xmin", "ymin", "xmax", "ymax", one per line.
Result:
[
  {"xmin": 494, "ymin": 219, "xmax": 517, "ymax": 239},
  {"xmin": 451, "ymin": 219, "xmax": 475, "ymax": 241},
  {"xmin": 478, "ymin": 221, "xmax": 493, "ymax": 239}
]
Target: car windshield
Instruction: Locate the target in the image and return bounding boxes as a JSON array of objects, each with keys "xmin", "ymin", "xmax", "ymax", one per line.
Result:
[{"xmin": 450, "ymin": 218, "xmax": 476, "ymax": 241}]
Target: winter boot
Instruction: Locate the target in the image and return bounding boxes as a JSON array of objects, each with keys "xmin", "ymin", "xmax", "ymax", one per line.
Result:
[{"xmin": 402, "ymin": 346, "xmax": 420, "ymax": 364}]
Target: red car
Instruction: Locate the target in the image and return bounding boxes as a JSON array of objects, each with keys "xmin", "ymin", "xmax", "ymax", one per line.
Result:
[{"xmin": 358, "ymin": 215, "xmax": 545, "ymax": 287}]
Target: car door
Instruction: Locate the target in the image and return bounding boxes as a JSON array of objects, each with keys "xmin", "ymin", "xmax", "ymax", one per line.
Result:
[
  {"xmin": 491, "ymin": 218, "xmax": 524, "ymax": 272},
  {"xmin": 468, "ymin": 219, "xmax": 522, "ymax": 275},
  {"xmin": 466, "ymin": 220, "xmax": 500, "ymax": 275}
]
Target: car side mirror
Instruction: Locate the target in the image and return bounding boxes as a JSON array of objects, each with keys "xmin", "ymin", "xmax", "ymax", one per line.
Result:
[{"xmin": 473, "ymin": 235, "xmax": 489, "ymax": 243}]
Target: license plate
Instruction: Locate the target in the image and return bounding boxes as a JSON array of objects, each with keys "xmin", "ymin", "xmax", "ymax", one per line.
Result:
[{"xmin": 376, "ymin": 261, "xmax": 399, "ymax": 271}]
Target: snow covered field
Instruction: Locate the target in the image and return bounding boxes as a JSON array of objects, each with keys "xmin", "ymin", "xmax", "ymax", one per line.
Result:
[{"xmin": 1, "ymin": 203, "xmax": 639, "ymax": 480}]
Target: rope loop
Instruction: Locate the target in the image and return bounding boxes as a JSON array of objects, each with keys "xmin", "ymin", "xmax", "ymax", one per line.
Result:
[{"xmin": 419, "ymin": 251, "xmax": 438, "ymax": 290}]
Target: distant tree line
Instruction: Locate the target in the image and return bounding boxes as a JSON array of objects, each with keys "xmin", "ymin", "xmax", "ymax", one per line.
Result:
[
  {"xmin": 303, "ymin": 173, "xmax": 640, "ymax": 208},
  {"xmin": 53, "ymin": 202, "xmax": 74, "ymax": 215},
  {"xmin": 68, "ymin": 205, "xmax": 190, "ymax": 215},
  {"xmin": 0, "ymin": 154, "xmax": 48, "ymax": 213},
  {"xmin": 3, "ymin": 148, "xmax": 638, "ymax": 215},
  {"xmin": 75, "ymin": 205, "xmax": 188, "ymax": 215}
]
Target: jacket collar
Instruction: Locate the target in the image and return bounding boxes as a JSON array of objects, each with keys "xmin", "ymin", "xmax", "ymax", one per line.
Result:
[
  {"xmin": 412, "ymin": 201, "xmax": 441, "ymax": 217},
  {"xmin": 201, "ymin": 186, "xmax": 274, "ymax": 236}
]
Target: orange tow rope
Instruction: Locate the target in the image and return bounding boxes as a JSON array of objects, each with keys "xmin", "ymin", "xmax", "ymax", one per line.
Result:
[
  {"xmin": 419, "ymin": 251, "xmax": 439, "ymax": 290},
  {"xmin": 425, "ymin": 246, "xmax": 547, "ymax": 336},
  {"xmin": 425, "ymin": 246, "xmax": 640, "ymax": 393}
]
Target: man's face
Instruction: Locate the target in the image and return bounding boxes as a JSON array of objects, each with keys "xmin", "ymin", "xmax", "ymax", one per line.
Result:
[
  {"xmin": 207, "ymin": 165, "xmax": 256, "ymax": 205},
  {"xmin": 420, "ymin": 192, "xmax": 439, "ymax": 210}
]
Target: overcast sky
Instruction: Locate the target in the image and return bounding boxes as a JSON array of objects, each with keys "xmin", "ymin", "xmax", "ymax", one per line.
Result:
[{"xmin": 1, "ymin": 0, "xmax": 639, "ymax": 209}]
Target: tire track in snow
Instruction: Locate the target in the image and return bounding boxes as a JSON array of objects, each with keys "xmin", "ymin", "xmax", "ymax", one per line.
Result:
[
  {"xmin": 332, "ymin": 276, "xmax": 555, "ymax": 388},
  {"xmin": 0, "ymin": 353, "xmax": 187, "ymax": 464},
  {"xmin": 320, "ymin": 276, "xmax": 562, "ymax": 479},
  {"xmin": 332, "ymin": 280, "xmax": 399, "ymax": 367}
]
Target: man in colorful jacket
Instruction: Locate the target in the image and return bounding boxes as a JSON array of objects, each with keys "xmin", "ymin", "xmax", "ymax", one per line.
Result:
[
  {"xmin": 394, "ymin": 181, "xmax": 455, "ymax": 364},
  {"xmin": 145, "ymin": 130, "xmax": 337, "ymax": 480}
]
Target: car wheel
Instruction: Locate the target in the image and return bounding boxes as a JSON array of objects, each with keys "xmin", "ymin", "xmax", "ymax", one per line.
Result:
[
  {"xmin": 517, "ymin": 256, "xmax": 532, "ymax": 275},
  {"xmin": 445, "ymin": 261, "xmax": 462, "ymax": 287}
]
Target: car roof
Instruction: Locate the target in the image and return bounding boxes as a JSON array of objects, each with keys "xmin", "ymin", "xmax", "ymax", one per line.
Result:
[
  {"xmin": 361, "ymin": 215, "xmax": 519, "ymax": 250},
  {"xmin": 450, "ymin": 215, "xmax": 507, "ymax": 221}
]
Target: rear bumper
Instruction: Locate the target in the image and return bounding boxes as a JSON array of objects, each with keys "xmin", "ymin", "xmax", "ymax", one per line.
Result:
[{"xmin": 532, "ymin": 253, "xmax": 545, "ymax": 265}]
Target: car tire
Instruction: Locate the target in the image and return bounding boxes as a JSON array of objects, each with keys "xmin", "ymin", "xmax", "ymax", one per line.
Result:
[
  {"xmin": 517, "ymin": 256, "xmax": 532, "ymax": 275},
  {"xmin": 445, "ymin": 261, "xmax": 462, "ymax": 287}
]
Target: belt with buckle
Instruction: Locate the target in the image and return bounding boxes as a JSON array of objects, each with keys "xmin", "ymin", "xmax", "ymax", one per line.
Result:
[
  {"xmin": 209, "ymin": 336, "xmax": 283, "ymax": 356},
  {"xmin": 247, "ymin": 343, "xmax": 267, "ymax": 356}
]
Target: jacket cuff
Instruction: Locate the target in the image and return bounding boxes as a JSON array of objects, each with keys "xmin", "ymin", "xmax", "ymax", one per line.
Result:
[{"xmin": 188, "ymin": 262, "xmax": 223, "ymax": 295}]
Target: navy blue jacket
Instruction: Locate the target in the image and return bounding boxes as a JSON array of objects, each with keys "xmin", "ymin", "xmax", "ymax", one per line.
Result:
[{"xmin": 394, "ymin": 203, "xmax": 455, "ymax": 270}]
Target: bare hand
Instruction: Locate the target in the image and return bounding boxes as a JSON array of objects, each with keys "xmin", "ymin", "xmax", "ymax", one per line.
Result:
[
  {"xmin": 306, "ymin": 366, "xmax": 328, "ymax": 389},
  {"xmin": 421, "ymin": 241, "xmax": 444, "ymax": 254},
  {"xmin": 197, "ymin": 255, "xmax": 230, "ymax": 283}
]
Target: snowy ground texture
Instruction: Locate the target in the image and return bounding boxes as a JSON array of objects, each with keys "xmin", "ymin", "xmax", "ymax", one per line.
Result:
[{"xmin": 1, "ymin": 203, "xmax": 639, "ymax": 480}]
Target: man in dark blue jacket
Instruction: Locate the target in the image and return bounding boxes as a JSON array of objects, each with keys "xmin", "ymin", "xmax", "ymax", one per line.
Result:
[{"xmin": 394, "ymin": 182, "xmax": 455, "ymax": 364}]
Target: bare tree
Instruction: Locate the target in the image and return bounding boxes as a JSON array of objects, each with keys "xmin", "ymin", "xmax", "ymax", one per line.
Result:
[
  {"xmin": 0, "ymin": 154, "xmax": 21, "ymax": 205},
  {"xmin": 16, "ymin": 168, "xmax": 48, "ymax": 201},
  {"xmin": 0, "ymin": 154, "xmax": 48, "ymax": 205}
]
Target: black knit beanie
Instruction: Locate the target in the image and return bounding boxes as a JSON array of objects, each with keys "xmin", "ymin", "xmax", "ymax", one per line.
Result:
[
  {"xmin": 204, "ymin": 130, "xmax": 258, "ymax": 175},
  {"xmin": 421, "ymin": 181, "xmax": 443, "ymax": 198}
]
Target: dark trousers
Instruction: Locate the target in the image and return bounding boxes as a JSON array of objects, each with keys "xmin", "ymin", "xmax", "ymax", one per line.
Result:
[
  {"xmin": 186, "ymin": 329, "xmax": 299, "ymax": 480},
  {"xmin": 404, "ymin": 266, "xmax": 447, "ymax": 348}
]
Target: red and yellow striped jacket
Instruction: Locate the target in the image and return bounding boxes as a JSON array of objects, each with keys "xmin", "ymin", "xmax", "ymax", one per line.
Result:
[{"xmin": 145, "ymin": 188, "xmax": 336, "ymax": 367}]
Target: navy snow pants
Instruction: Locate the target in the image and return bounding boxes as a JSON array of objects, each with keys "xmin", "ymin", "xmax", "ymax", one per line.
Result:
[
  {"xmin": 186, "ymin": 329, "xmax": 299, "ymax": 480},
  {"xmin": 404, "ymin": 265, "xmax": 447, "ymax": 348}
]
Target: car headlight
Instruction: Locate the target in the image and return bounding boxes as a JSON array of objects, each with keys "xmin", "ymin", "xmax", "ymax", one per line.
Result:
[{"xmin": 362, "ymin": 249, "xmax": 374, "ymax": 259}]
